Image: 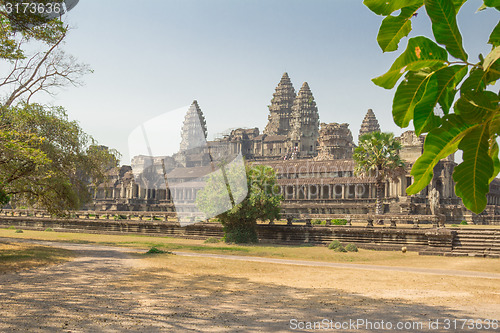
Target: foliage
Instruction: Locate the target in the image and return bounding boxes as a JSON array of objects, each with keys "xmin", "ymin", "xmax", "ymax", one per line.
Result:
[
  {"xmin": 196, "ymin": 164, "xmax": 283, "ymax": 243},
  {"xmin": 311, "ymin": 219, "xmax": 325, "ymax": 225},
  {"xmin": 44, "ymin": 227, "xmax": 53, "ymax": 232},
  {"xmin": 345, "ymin": 243, "xmax": 359, "ymax": 252},
  {"xmin": 364, "ymin": 0, "xmax": 500, "ymax": 213},
  {"xmin": 353, "ymin": 132, "xmax": 406, "ymax": 214},
  {"xmin": 331, "ymin": 218, "xmax": 348, "ymax": 225},
  {"xmin": 145, "ymin": 246, "xmax": 167, "ymax": 254},
  {"xmin": 0, "ymin": 103, "xmax": 120, "ymax": 215},
  {"xmin": 7, "ymin": 225, "xmax": 15, "ymax": 229},
  {"xmin": 460, "ymin": 220, "xmax": 468, "ymax": 225},
  {"xmin": 14, "ymin": 229, "xmax": 22, "ymax": 233},
  {"xmin": 0, "ymin": 1, "xmax": 90, "ymax": 107},
  {"xmin": 328, "ymin": 240, "xmax": 342, "ymax": 250}
]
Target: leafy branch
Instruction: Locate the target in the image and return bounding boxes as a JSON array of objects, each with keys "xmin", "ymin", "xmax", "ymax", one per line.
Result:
[{"xmin": 364, "ymin": 0, "xmax": 500, "ymax": 213}]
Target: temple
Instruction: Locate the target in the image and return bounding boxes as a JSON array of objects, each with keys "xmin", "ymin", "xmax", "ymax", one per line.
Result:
[{"xmin": 91, "ymin": 73, "xmax": 500, "ymax": 224}]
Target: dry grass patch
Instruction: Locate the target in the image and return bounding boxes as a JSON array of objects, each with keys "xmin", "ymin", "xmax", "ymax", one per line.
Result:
[
  {"xmin": 0, "ymin": 241, "xmax": 73, "ymax": 274},
  {"xmin": 1, "ymin": 228, "xmax": 499, "ymax": 274}
]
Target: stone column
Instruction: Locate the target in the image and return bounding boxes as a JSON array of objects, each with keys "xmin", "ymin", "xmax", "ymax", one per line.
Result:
[{"xmin": 341, "ymin": 185, "xmax": 345, "ymax": 199}]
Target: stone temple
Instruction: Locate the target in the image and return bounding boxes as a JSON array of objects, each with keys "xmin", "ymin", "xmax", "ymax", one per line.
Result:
[{"xmin": 92, "ymin": 73, "xmax": 500, "ymax": 224}]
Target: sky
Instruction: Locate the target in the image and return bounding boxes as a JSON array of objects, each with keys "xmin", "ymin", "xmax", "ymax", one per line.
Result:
[{"xmin": 8, "ymin": 0, "xmax": 500, "ymax": 164}]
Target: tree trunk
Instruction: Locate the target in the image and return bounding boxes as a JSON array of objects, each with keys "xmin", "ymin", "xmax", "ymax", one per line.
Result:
[{"xmin": 376, "ymin": 180, "xmax": 384, "ymax": 215}]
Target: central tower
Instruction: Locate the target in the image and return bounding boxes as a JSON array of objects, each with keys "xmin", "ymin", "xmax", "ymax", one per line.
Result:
[{"xmin": 263, "ymin": 72, "xmax": 296, "ymax": 136}]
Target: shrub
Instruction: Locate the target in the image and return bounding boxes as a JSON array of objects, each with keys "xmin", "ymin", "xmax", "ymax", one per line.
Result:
[
  {"xmin": 345, "ymin": 243, "xmax": 358, "ymax": 252},
  {"xmin": 334, "ymin": 245, "xmax": 347, "ymax": 252},
  {"xmin": 328, "ymin": 240, "xmax": 342, "ymax": 250},
  {"xmin": 460, "ymin": 220, "xmax": 468, "ymax": 225},
  {"xmin": 7, "ymin": 225, "xmax": 16, "ymax": 229},
  {"xmin": 204, "ymin": 237, "xmax": 221, "ymax": 244},
  {"xmin": 311, "ymin": 219, "xmax": 324, "ymax": 225},
  {"xmin": 44, "ymin": 228, "xmax": 53, "ymax": 232},
  {"xmin": 114, "ymin": 214, "xmax": 127, "ymax": 220},
  {"xmin": 331, "ymin": 219, "xmax": 348, "ymax": 225},
  {"xmin": 15, "ymin": 229, "xmax": 23, "ymax": 233},
  {"xmin": 146, "ymin": 247, "xmax": 167, "ymax": 254},
  {"xmin": 451, "ymin": 224, "xmax": 459, "ymax": 227}
]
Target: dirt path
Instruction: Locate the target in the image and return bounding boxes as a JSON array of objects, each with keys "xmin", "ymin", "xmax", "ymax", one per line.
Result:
[{"xmin": 0, "ymin": 238, "xmax": 498, "ymax": 332}]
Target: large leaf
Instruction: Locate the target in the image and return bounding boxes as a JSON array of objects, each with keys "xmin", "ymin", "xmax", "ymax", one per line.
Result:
[
  {"xmin": 412, "ymin": 65, "xmax": 468, "ymax": 134},
  {"xmin": 453, "ymin": 124, "xmax": 493, "ymax": 213},
  {"xmin": 407, "ymin": 114, "xmax": 472, "ymax": 194},
  {"xmin": 489, "ymin": 21, "xmax": 500, "ymax": 46},
  {"xmin": 488, "ymin": 140, "xmax": 500, "ymax": 183},
  {"xmin": 377, "ymin": 5, "xmax": 421, "ymax": 52},
  {"xmin": 435, "ymin": 65, "xmax": 468, "ymax": 113},
  {"xmin": 373, "ymin": 36, "xmax": 448, "ymax": 89},
  {"xmin": 484, "ymin": 46, "xmax": 500, "ymax": 71},
  {"xmin": 455, "ymin": 91, "xmax": 499, "ymax": 123},
  {"xmin": 425, "ymin": 0, "xmax": 468, "ymax": 61},
  {"xmin": 364, "ymin": 0, "xmax": 423, "ymax": 15},
  {"xmin": 392, "ymin": 70, "xmax": 432, "ymax": 127},
  {"xmin": 413, "ymin": 75, "xmax": 440, "ymax": 135},
  {"xmin": 484, "ymin": 0, "xmax": 500, "ymax": 7},
  {"xmin": 452, "ymin": 0, "xmax": 468, "ymax": 11}
]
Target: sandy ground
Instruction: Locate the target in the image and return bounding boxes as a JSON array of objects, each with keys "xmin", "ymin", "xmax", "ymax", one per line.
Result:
[{"xmin": 0, "ymin": 239, "xmax": 499, "ymax": 332}]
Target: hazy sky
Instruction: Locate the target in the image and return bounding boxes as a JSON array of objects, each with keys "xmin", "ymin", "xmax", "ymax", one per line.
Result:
[{"xmin": 17, "ymin": 0, "xmax": 500, "ymax": 164}]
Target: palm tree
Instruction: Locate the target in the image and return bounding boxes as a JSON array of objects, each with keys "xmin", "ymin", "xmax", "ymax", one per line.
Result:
[{"xmin": 353, "ymin": 132, "xmax": 405, "ymax": 215}]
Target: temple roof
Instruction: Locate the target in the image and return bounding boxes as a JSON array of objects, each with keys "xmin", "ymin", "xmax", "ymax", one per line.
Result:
[{"xmin": 358, "ymin": 108, "xmax": 380, "ymax": 142}]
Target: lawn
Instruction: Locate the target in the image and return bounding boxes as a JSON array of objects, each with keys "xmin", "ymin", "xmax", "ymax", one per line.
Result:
[{"xmin": 0, "ymin": 228, "xmax": 499, "ymax": 274}]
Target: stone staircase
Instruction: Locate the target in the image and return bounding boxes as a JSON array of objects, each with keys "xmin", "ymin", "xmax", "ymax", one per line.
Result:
[{"xmin": 449, "ymin": 229, "xmax": 500, "ymax": 258}]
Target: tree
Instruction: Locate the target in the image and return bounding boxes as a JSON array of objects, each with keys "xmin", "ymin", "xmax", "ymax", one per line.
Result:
[
  {"xmin": 353, "ymin": 132, "xmax": 406, "ymax": 215},
  {"xmin": 196, "ymin": 164, "xmax": 282, "ymax": 243},
  {"xmin": 0, "ymin": 103, "xmax": 119, "ymax": 215},
  {"xmin": 0, "ymin": 0, "xmax": 89, "ymax": 107},
  {"xmin": 364, "ymin": 0, "xmax": 500, "ymax": 213}
]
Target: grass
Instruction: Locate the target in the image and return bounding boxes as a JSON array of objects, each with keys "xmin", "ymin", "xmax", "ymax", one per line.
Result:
[
  {"xmin": 0, "ymin": 228, "xmax": 499, "ymax": 274},
  {"xmin": 0, "ymin": 241, "xmax": 73, "ymax": 274}
]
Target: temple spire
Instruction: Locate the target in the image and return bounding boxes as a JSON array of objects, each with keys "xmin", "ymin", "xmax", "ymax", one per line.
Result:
[
  {"xmin": 179, "ymin": 100, "xmax": 208, "ymax": 151},
  {"xmin": 358, "ymin": 108, "xmax": 380, "ymax": 142},
  {"xmin": 263, "ymin": 72, "xmax": 296, "ymax": 136},
  {"xmin": 288, "ymin": 82, "xmax": 320, "ymax": 156}
]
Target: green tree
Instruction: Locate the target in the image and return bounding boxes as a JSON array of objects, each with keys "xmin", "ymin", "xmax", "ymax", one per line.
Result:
[
  {"xmin": 364, "ymin": 0, "xmax": 500, "ymax": 213},
  {"xmin": 0, "ymin": 103, "xmax": 119, "ymax": 215},
  {"xmin": 196, "ymin": 164, "xmax": 282, "ymax": 243},
  {"xmin": 353, "ymin": 132, "xmax": 406, "ymax": 214}
]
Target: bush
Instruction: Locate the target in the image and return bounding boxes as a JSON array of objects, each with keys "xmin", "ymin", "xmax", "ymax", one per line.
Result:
[
  {"xmin": 15, "ymin": 229, "xmax": 23, "ymax": 233},
  {"xmin": 334, "ymin": 245, "xmax": 347, "ymax": 252},
  {"xmin": 204, "ymin": 237, "xmax": 221, "ymax": 244},
  {"xmin": 460, "ymin": 220, "xmax": 468, "ymax": 225},
  {"xmin": 44, "ymin": 228, "xmax": 53, "ymax": 232},
  {"xmin": 7, "ymin": 225, "xmax": 16, "ymax": 229},
  {"xmin": 331, "ymin": 219, "xmax": 348, "ymax": 225},
  {"xmin": 146, "ymin": 247, "xmax": 167, "ymax": 254},
  {"xmin": 114, "ymin": 214, "xmax": 127, "ymax": 220},
  {"xmin": 328, "ymin": 240, "xmax": 342, "ymax": 250},
  {"xmin": 451, "ymin": 224, "xmax": 459, "ymax": 227},
  {"xmin": 311, "ymin": 219, "xmax": 324, "ymax": 225},
  {"xmin": 345, "ymin": 243, "xmax": 358, "ymax": 252}
]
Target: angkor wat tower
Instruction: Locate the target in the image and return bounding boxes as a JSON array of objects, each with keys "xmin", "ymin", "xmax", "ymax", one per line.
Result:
[
  {"xmin": 264, "ymin": 72, "xmax": 296, "ymax": 136},
  {"xmin": 179, "ymin": 100, "xmax": 208, "ymax": 151},
  {"xmin": 358, "ymin": 108, "xmax": 380, "ymax": 142},
  {"xmin": 288, "ymin": 82, "xmax": 320, "ymax": 157}
]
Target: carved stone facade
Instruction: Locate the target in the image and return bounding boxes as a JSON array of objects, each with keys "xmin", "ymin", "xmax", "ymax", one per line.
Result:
[
  {"xmin": 314, "ymin": 123, "xmax": 354, "ymax": 161},
  {"xmin": 91, "ymin": 74, "xmax": 500, "ymax": 224}
]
